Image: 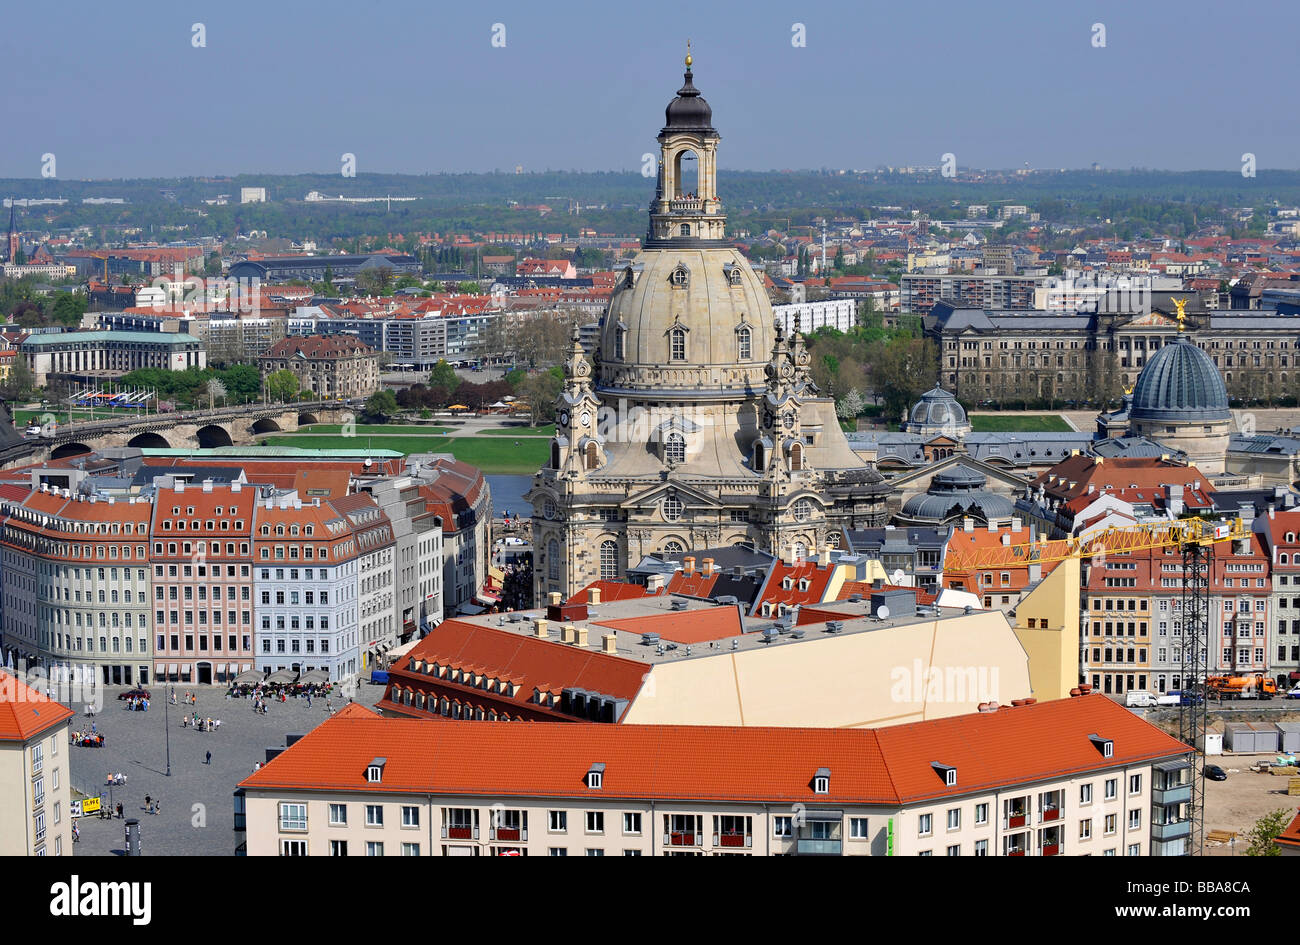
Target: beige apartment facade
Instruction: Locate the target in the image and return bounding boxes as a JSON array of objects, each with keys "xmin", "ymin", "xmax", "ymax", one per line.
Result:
[
  {"xmin": 0, "ymin": 672, "xmax": 75, "ymax": 856},
  {"xmin": 239, "ymin": 696, "xmax": 1192, "ymax": 856}
]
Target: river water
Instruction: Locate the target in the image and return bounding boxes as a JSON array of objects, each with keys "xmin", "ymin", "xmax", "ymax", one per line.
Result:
[{"xmin": 486, "ymin": 474, "xmax": 534, "ymax": 519}]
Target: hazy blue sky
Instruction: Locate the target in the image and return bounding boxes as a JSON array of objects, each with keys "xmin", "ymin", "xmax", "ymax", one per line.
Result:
[{"xmin": 3, "ymin": 0, "xmax": 1296, "ymax": 178}]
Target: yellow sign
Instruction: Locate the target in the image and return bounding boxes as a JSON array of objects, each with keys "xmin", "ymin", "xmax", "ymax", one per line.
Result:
[{"xmin": 80, "ymin": 796, "xmax": 101, "ymax": 815}]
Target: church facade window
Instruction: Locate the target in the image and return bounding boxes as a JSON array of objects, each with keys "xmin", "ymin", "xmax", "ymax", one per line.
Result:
[
  {"xmin": 737, "ymin": 326, "xmax": 752, "ymax": 360},
  {"xmin": 600, "ymin": 541, "xmax": 619, "ymax": 581},
  {"xmin": 546, "ymin": 540, "xmax": 560, "ymax": 582},
  {"xmin": 662, "ymin": 496, "xmax": 684, "ymax": 521},
  {"xmin": 665, "ymin": 433, "xmax": 686, "ymax": 465},
  {"xmin": 669, "ymin": 327, "xmax": 687, "ymax": 361}
]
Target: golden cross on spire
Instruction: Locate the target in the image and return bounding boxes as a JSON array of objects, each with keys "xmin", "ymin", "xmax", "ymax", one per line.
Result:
[{"xmin": 685, "ymin": 39, "xmax": 692, "ymax": 69}]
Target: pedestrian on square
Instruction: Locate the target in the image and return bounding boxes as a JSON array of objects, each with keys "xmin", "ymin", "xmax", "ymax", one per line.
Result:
[
  {"xmin": 205, "ymin": 750, "xmax": 211, "ymax": 765},
  {"xmin": 116, "ymin": 803, "xmax": 123, "ymax": 819},
  {"xmin": 144, "ymin": 794, "xmax": 151, "ymax": 810}
]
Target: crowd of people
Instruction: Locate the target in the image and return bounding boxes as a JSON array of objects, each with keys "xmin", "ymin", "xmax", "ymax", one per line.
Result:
[
  {"xmin": 123, "ymin": 695, "xmax": 149, "ymax": 711},
  {"xmin": 181, "ymin": 713, "xmax": 220, "ymax": 732},
  {"xmin": 72, "ymin": 729, "xmax": 105, "ymax": 748}
]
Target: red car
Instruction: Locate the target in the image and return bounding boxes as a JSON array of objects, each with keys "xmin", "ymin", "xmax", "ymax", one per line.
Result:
[{"xmin": 118, "ymin": 688, "xmax": 151, "ymax": 701}]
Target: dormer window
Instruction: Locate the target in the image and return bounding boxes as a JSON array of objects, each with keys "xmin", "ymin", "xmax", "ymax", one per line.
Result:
[
  {"xmin": 813, "ymin": 768, "xmax": 831, "ymax": 794},
  {"xmin": 1088, "ymin": 733, "xmax": 1114, "ymax": 758},
  {"xmin": 586, "ymin": 763, "xmax": 606, "ymax": 790},
  {"xmin": 671, "ymin": 264, "xmax": 689, "ymax": 287},
  {"xmin": 736, "ymin": 325, "xmax": 752, "ymax": 360},
  {"xmin": 727, "ymin": 265, "xmax": 743, "ymax": 286},
  {"xmin": 664, "ymin": 433, "xmax": 686, "ymax": 466},
  {"xmin": 366, "ymin": 758, "xmax": 387, "ymax": 783},
  {"xmin": 932, "ymin": 762, "xmax": 957, "ymax": 787}
]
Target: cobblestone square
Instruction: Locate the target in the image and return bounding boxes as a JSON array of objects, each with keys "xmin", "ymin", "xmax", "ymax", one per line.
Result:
[{"xmin": 68, "ymin": 681, "xmax": 378, "ymax": 856}]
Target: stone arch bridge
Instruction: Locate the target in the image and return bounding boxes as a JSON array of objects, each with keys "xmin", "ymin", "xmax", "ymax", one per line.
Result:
[{"xmin": 7, "ymin": 402, "xmax": 352, "ymax": 467}]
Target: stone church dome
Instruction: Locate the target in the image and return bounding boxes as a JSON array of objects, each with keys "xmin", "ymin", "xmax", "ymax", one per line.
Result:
[{"xmin": 1130, "ymin": 336, "xmax": 1230, "ymax": 423}]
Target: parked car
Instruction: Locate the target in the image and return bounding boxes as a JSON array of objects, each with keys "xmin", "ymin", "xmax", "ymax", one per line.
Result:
[
  {"xmin": 117, "ymin": 688, "xmax": 150, "ymax": 701},
  {"xmin": 1204, "ymin": 764, "xmax": 1228, "ymax": 781},
  {"xmin": 1286, "ymin": 685, "xmax": 1300, "ymax": 700}
]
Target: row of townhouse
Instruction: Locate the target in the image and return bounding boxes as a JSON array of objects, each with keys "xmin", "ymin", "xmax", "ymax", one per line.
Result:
[
  {"xmin": 0, "ymin": 477, "xmax": 444, "ymax": 687},
  {"xmin": 1081, "ymin": 512, "xmax": 1300, "ymax": 695},
  {"xmin": 237, "ymin": 693, "xmax": 1194, "ymax": 856}
]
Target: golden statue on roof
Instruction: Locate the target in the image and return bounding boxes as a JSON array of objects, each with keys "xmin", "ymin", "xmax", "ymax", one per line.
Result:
[
  {"xmin": 1171, "ymin": 296, "xmax": 1190, "ymax": 332},
  {"xmin": 685, "ymin": 39, "xmax": 692, "ymax": 69}
]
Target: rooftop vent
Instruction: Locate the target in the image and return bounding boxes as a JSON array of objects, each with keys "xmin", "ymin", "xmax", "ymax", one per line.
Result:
[
  {"xmin": 640, "ymin": 632, "xmax": 661, "ymax": 646},
  {"xmin": 825, "ymin": 621, "xmax": 844, "ymax": 633}
]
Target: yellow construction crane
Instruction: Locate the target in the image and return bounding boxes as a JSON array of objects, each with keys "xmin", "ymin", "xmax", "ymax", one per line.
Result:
[{"xmin": 944, "ymin": 516, "xmax": 1249, "ymax": 571}]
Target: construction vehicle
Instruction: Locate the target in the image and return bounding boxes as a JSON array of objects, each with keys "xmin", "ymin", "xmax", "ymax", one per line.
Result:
[{"xmin": 1205, "ymin": 674, "xmax": 1278, "ymax": 700}]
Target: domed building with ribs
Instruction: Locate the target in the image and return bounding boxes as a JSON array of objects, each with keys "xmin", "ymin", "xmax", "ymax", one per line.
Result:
[
  {"xmin": 527, "ymin": 57, "xmax": 889, "ymax": 601},
  {"xmin": 1097, "ymin": 333, "xmax": 1233, "ymax": 475}
]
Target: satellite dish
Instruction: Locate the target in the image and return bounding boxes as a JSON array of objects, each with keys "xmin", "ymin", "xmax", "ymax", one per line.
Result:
[
  {"xmin": 876, "ymin": 604, "xmax": 890, "ymax": 620},
  {"xmin": 891, "ymin": 569, "xmax": 906, "ymax": 585}
]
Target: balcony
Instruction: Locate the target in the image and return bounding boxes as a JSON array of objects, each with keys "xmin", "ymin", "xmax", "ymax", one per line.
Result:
[
  {"xmin": 1153, "ymin": 784, "xmax": 1191, "ymax": 806},
  {"xmin": 1007, "ymin": 814, "xmax": 1028, "ymax": 829},
  {"xmin": 715, "ymin": 832, "xmax": 752, "ymax": 849},
  {"xmin": 1151, "ymin": 820, "xmax": 1191, "ymax": 842},
  {"xmin": 1040, "ymin": 807, "xmax": 1061, "ymax": 823},
  {"xmin": 795, "ymin": 838, "xmax": 842, "ymax": 856},
  {"xmin": 492, "ymin": 827, "xmax": 526, "ymax": 842},
  {"xmin": 1041, "ymin": 844, "xmax": 1061, "ymax": 856},
  {"xmin": 666, "ymin": 832, "xmax": 698, "ymax": 847},
  {"xmin": 667, "ymin": 197, "xmax": 704, "ymax": 214},
  {"xmin": 443, "ymin": 826, "xmax": 476, "ymax": 840}
]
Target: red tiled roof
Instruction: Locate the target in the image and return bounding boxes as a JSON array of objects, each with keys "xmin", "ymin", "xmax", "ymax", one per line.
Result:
[
  {"xmin": 239, "ymin": 694, "xmax": 1189, "ymax": 804},
  {"xmin": 593, "ymin": 607, "xmax": 743, "ymax": 645},
  {"xmin": 0, "ymin": 671, "xmax": 75, "ymax": 742},
  {"xmin": 1276, "ymin": 810, "xmax": 1300, "ymax": 850},
  {"xmin": 567, "ymin": 580, "xmax": 663, "ymax": 606}
]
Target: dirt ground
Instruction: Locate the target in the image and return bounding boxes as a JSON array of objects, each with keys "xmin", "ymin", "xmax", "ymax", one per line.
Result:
[{"xmin": 1200, "ymin": 754, "xmax": 1300, "ymax": 856}]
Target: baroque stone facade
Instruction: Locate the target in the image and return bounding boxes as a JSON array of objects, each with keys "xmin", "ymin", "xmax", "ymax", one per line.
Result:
[
  {"xmin": 926, "ymin": 296, "xmax": 1300, "ymax": 408},
  {"xmin": 259, "ymin": 335, "xmax": 379, "ymax": 399},
  {"xmin": 527, "ymin": 61, "xmax": 888, "ymax": 600}
]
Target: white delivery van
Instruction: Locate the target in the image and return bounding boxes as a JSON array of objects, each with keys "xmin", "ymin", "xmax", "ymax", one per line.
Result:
[{"xmin": 1125, "ymin": 691, "xmax": 1158, "ymax": 708}]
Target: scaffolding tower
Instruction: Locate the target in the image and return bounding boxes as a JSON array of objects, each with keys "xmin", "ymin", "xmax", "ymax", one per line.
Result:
[{"xmin": 1178, "ymin": 538, "xmax": 1211, "ymax": 856}]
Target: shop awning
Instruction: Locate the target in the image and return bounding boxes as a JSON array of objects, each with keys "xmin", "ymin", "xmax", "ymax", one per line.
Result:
[
  {"xmin": 168, "ymin": 664, "xmax": 178, "ymax": 675},
  {"xmin": 155, "ymin": 662, "xmax": 166, "ymax": 674}
]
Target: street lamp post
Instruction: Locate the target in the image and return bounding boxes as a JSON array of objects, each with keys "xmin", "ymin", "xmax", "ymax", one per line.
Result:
[{"xmin": 164, "ymin": 685, "xmax": 172, "ymax": 777}]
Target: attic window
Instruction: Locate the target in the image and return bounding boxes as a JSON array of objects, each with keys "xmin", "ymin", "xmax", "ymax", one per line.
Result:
[
  {"xmin": 932, "ymin": 762, "xmax": 957, "ymax": 787},
  {"xmin": 1088, "ymin": 733, "xmax": 1114, "ymax": 758},
  {"xmin": 366, "ymin": 758, "xmax": 387, "ymax": 783},
  {"xmin": 586, "ymin": 763, "xmax": 606, "ymax": 790},
  {"xmin": 813, "ymin": 768, "xmax": 831, "ymax": 794}
]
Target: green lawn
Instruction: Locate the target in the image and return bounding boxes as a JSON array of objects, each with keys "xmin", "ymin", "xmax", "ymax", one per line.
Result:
[
  {"xmin": 264, "ymin": 434, "xmax": 548, "ymax": 474},
  {"xmin": 968, "ymin": 414, "xmax": 1072, "ymax": 433},
  {"xmin": 478, "ymin": 424, "xmax": 555, "ymax": 437},
  {"xmin": 296, "ymin": 423, "xmax": 450, "ymax": 435}
]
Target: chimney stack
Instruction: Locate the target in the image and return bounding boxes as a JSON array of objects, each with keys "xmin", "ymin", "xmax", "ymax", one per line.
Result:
[
  {"xmin": 534, "ymin": 618, "xmax": 549, "ymax": 639},
  {"xmin": 818, "ymin": 548, "xmax": 831, "ymax": 567},
  {"xmin": 683, "ymin": 556, "xmax": 696, "ymax": 575},
  {"xmin": 575, "ymin": 626, "xmax": 589, "ymax": 648},
  {"xmin": 702, "ymin": 557, "xmax": 714, "ymax": 576},
  {"xmin": 561, "ymin": 624, "xmax": 576, "ymax": 644},
  {"xmin": 589, "ymin": 586, "xmax": 602, "ymax": 605},
  {"xmin": 963, "ymin": 518, "xmax": 974, "ymax": 533},
  {"xmin": 548, "ymin": 591, "xmax": 562, "ymax": 607},
  {"xmin": 647, "ymin": 574, "xmax": 665, "ymax": 592},
  {"xmin": 602, "ymin": 633, "xmax": 618, "ymax": 654}
]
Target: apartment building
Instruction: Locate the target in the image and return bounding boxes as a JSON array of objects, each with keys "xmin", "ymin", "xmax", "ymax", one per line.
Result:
[
  {"xmin": 329, "ymin": 493, "xmax": 396, "ymax": 668},
  {"xmin": 901, "ymin": 273, "xmax": 1043, "ymax": 313},
  {"xmin": 20, "ymin": 330, "xmax": 207, "ymax": 386},
  {"xmin": 238, "ymin": 694, "xmax": 1192, "ymax": 856},
  {"xmin": 0, "ymin": 672, "xmax": 74, "ymax": 856},
  {"xmin": 253, "ymin": 494, "xmax": 361, "ymax": 681},
  {"xmin": 150, "ymin": 481, "xmax": 256, "ymax": 685},
  {"xmin": 1259, "ymin": 509, "xmax": 1300, "ymax": 689},
  {"xmin": 1082, "ymin": 551, "xmax": 1156, "ymax": 696},
  {"xmin": 1208, "ymin": 532, "xmax": 1272, "ymax": 678},
  {"xmin": 0, "ymin": 487, "xmax": 154, "ymax": 687}
]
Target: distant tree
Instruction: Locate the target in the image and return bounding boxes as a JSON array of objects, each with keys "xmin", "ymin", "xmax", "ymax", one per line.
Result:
[
  {"xmin": 219, "ymin": 364, "xmax": 261, "ymax": 403},
  {"xmin": 836, "ymin": 389, "xmax": 866, "ymax": 419},
  {"xmin": 428, "ymin": 360, "xmax": 461, "ymax": 398},
  {"xmin": 0, "ymin": 355, "xmax": 35, "ymax": 401},
  {"xmin": 519, "ymin": 369, "xmax": 564, "ymax": 425},
  {"xmin": 265, "ymin": 369, "xmax": 300, "ymax": 402},
  {"xmin": 1245, "ymin": 809, "xmax": 1292, "ymax": 856},
  {"xmin": 50, "ymin": 292, "xmax": 88, "ymax": 327},
  {"xmin": 363, "ymin": 389, "xmax": 399, "ymax": 422},
  {"xmin": 206, "ymin": 377, "xmax": 227, "ymax": 409},
  {"xmin": 204, "ymin": 252, "xmax": 222, "ymax": 276}
]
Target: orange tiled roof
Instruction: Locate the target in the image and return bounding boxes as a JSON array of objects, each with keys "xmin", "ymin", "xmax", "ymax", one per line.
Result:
[
  {"xmin": 238, "ymin": 694, "xmax": 1189, "ymax": 804},
  {"xmin": 0, "ymin": 671, "xmax": 75, "ymax": 742}
]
